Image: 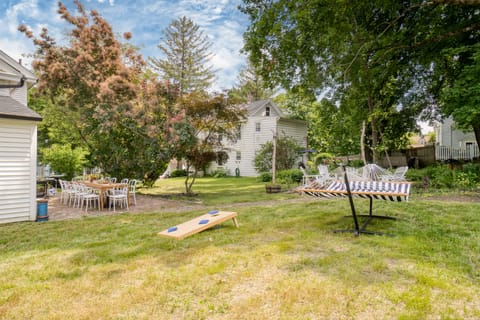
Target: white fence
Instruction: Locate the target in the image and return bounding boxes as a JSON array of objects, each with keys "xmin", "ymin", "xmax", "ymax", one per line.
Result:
[{"xmin": 435, "ymin": 145, "xmax": 480, "ymax": 161}]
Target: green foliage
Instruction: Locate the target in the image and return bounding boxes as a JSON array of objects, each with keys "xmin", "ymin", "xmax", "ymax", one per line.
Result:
[
  {"xmin": 42, "ymin": 144, "xmax": 88, "ymax": 180},
  {"xmin": 276, "ymin": 169, "xmax": 303, "ymax": 185},
  {"xmin": 314, "ymin": 152, "xmax": 335, "ymax": 166},
  {"xmin": 229, "ymin": 61, "xmax": 275, "ymax": 103},
  {"xmin": 21, "ymin": 1, "xmax": 173, "ymax": 188},
  {"xmin": 253, "ymin": 135, "xmax": 303, "ymax": 173},
  {"xmin": 257, "ymin": 172, "xmax": 272, "ymax": 182},
  {"xmin": 409, "ymin": 164, "xmax": 480, "ymax": 190},
  {"xmin": 212, "ymin": 169, "xmax": 229, "ymax": 178},
  {"xmin": 170, "ymin": 169, "xmax": 187, "ymax": 177},
  {"xmin": 241, "ymin": 1, "xmax": 480, "ymax": 160},
  {"xmin": 439, "ymin": 43, "xmax": 480, "ymax": 147},
  {"xmin": 348, "ymin": 160, "xmax": 365, "ymax": 168},
  {"xmin": 171, "ymin": 92, "xmax": 246, "ymax": 194},
  {"xmin": 427, "ymin": 166, "xmax": 455, "ymax": 189},
  {"xmin": 149, "ymin": 16, "xmax": 216, "ymax": 94}
]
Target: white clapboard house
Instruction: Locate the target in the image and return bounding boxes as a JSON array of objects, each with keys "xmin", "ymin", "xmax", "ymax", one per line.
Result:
[
  {"xmin": 209, "ymin": 99, "xmax": 307, "ymax": 177},
  {"xmin": 0, "ymin": 49, "xmax": 42, "ymax": 223},
  {"xmin": 434, "ymin": 116, "xmax": 479, "ymax": 161}
]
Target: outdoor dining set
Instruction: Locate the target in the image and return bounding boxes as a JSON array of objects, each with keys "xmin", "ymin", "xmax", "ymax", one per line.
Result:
[{"xmin": 58, "ymin": 178, "xmax": 138, "ymax": 213}]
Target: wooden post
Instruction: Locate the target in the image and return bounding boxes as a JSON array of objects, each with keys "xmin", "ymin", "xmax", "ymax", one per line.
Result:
[{"xmin": 272, "ymin": 130, "xmax": 277, "ymax": 184}]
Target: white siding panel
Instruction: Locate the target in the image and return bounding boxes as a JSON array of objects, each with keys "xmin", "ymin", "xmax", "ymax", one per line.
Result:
[{"xmin": 0, "ymin": 119, "xmax": 37, "ymax": 223}]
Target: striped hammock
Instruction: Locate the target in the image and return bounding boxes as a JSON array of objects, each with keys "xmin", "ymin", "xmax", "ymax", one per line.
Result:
[{"xmin": 301, "ymin": 180, "xmax": 411, "ymax": 202}]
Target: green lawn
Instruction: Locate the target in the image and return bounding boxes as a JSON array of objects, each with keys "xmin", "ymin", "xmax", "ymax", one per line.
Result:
[
  {"xmin": 140, "ymin": 176, "xmax": 300, "ymax": 205},
  {"xmin": 0, "ymin": 178, "xmax": 479, "ymax": 319}
]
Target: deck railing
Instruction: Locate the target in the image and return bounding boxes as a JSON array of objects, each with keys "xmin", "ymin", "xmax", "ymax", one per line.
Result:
[{"xmin": 435, "ymin": 145, "xmax": 480, "ymax": 161}]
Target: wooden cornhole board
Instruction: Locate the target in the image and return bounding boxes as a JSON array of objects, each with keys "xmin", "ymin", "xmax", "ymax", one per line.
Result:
[{"xmin": 158, "ymin": 210, "xmax": 239, "ymax": 240}]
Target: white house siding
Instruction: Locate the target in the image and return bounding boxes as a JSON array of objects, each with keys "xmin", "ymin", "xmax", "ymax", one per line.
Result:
[
  {"xmin": 0, "ymin": 119, "xmax": 37, "ymax": 223},
  {"xmin": 215, "ymin": 117, "xmax": 307, "ymax": 177},
  {"xmin": 436, "ymin": 117, "xmax": 477, "ymax": 148},
  {"xmin": 277, "ymin": 119, "xmax": 307, "ymax": 147}
]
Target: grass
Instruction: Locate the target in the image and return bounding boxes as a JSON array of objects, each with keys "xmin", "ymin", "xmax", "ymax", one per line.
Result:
[
  {"xmin": 140, "ymin": 176, "xmax": 299, "ymax": 205},
  {"xmin": 0, "ymin": 177, "xmax": 479, "ymax": 319}
]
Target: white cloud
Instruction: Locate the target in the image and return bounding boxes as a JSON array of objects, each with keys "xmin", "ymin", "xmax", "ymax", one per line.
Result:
[
  {"xmin": 0, "ymin": 0, "xmax": 249, "ymax": 89},
  {"xmin": 4, "ymin": 0, "xmax": 41, "ymax": 34}
]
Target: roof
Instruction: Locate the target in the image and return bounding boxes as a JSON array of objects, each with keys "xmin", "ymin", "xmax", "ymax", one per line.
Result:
[
  {"xmin": 0, "ymin": 49, "xmax": 36, "ymax": 84},
  {"xmin": 0, "ymin": 96, "xmax": 42, "ymax": 121},
  {"xmin": 246, "ymin": 99, "xmax": 286, "ymax": 117}
]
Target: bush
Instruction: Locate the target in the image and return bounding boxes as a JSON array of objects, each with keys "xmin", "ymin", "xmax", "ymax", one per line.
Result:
[
  {"xmin": 257, "ymin": 172, "xmax": 272, "ymax": 182},
  {"xmin": 212, "ymin": 168, "xmax": 229, "ymax": 178},
  {"xmin": 462, "ymin": 163, "xmax": 480, "ymax": 181},
  {"xmin": 42, "ymin": 143, "xmax": 88, "ymax": 180},
  {"xmin": 348, "ymin": 159, "xmax": 365, "ymax": 168},
  {"xmin": 170, "ymin": 169, "xmax": 187, "ymax": 177},
  {"xmin": 277, "ymin": 169, "xmax": 304, "ymax": 185}
]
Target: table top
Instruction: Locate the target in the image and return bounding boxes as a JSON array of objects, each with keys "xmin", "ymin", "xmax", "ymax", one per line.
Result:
[{"xmin": 82, "ymin": 181, "xmax": 128, "ymax": 189}]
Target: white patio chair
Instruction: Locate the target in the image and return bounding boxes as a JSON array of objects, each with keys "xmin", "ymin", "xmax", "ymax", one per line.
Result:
[
  {"xmin": 381, "ymin": 166, "xmax": 408, "ymax": 181},
  {"xmin": 108, "ymin": 185, "xmax": 129, "ymax": 212},
  {"xmin": 128, "ymin": 179, "xmax": 137, "ymax": 206},
  {"xmin": 120, "ymin": 178, "xmax": 129, "ymax": 184},
  {"xmin": 82, "ymin": 186, "xmax": 100, "ymax": 212},
  {"xmin": 362, "ymin": 164, "xmax": 390, "ymax": 181}
]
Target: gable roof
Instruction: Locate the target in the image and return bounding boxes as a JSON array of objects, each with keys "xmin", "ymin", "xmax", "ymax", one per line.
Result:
[
  {"xmin": 0, "ymin": 49, "xmax": 36, "ymax": 84},
  {"xmin": 246, "ymin": 99, "xmax": 286, "ymax": 117},
  {"xmin": 0, "ymin": 96, "xmax": 42, "ymax": 121}
]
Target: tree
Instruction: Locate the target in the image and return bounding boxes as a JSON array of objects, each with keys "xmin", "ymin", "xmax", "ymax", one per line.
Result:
[
  {"xmin": 439, "ymin": 43, "xmax": 480, "ymax": 148},
  {"xmin": 253, "ymin": 135, "xmax": 303, "ymax": 173},
  {"xmin": 149, "ymin": 16, "xmax": 216, "ymax": 95},
  {"xmin": 275, "ymin": 92, "xmax": 362, "ymax": 156},
  {"xmin": 240, "ymin": 1, "xmax": 480, "ymax": 161},
  {"xmin": 171, "ymin": 92, "xmax": 246, "ymax": 194},
  {"xmin": 19, "ymin": 0, "xmax": 174, "ymax": 186},
  {"xmin": 42, "ymin": 144, "xmax": 89, "ymax": 180},
  {"xmin": 229, "ymin": 61, "xmax": 275, "ymax": 103}
]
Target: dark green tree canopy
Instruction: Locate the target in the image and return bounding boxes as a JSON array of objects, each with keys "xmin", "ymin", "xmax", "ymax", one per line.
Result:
[{"xmin": 241, "ymin": 0, "xmax": 480, "ymax": 157}]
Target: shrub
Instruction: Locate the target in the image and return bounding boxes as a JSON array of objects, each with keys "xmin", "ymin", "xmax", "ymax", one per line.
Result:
[
  {"xmin": 427, "ymin": 165, "xmax": 454, "ymax": 188},
  {"xmin": 277, "ymin": 169, "xmax": 304, "ymax": 185},
  {"xmin": 257, "ymin": 172, "xmax": 272, "ymax": 182},
  {"xmin": 170, "ymin": 169, "xmax": 187, "ymax": 177},
  {"xmin": 42, "ymin": 143, "xmax": 88, "ymax": 180},
  {"xmin": 253, "ymin": 136, "xmax": 303, "ymax": 173},
  {"xmin": 348, "ymin": 159, "xmax": 365, "ymax": 168},
  {"xmin": 212, "ymin": 168, "xmax": 229, "ymax": 178}
]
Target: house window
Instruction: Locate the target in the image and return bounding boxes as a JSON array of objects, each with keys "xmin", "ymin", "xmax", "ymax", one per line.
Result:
[
  {"xmin": 236, "ymin": 125, "xmax": 241, "ymax": 140},
  {"xmin": 236, "ymin": 151, "xmax": 241, "ymax": 161},
  {"xmin": 255, "ymin": 122, "xmax": 261, "ymax": 132},
  {"xmin": 265, "ymin": 106, "xmax": 270, "ymax": 116},
  {"xmin": 216, "ymin": 151, "xmax": 228, "ymax": 165}
]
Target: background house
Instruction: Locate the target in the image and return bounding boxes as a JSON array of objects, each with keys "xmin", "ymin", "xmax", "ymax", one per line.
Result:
[
  {"xmin": 209, "ymin": 99, "xmax": 307, "ymax": 177},
  {"xmin": 434, "ymin": 116, "xmax": 479, "ymax": 161},
  {"xmin": 0, "ymin": 49, "xmax": 42, "ymax": 223}
]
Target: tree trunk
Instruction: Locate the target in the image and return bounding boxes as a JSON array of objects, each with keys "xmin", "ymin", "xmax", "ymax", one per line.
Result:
[
  {"xmin": 368, "ymin": 94, "xmax": 378, "ymax": 163},
  {"xmin": 473, "ymin": 125, "xmax": 480, "ymax": 156},
  {"xmin": 360, "ymin": 121, "xmax": 366, "ymax": 165}
]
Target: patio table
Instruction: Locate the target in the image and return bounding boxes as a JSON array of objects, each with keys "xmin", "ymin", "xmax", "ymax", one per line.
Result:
[{"xmin": 82, "ymin": 182, "xmax": 129, "ymax": 210}]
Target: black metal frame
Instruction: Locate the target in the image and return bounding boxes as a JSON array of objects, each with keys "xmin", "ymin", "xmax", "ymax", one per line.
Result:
[{"xmin": 333, "ymin": 166, "xmax": 395, "ymax": 236}]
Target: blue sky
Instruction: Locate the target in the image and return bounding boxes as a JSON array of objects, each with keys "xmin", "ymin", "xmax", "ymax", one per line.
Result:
[{"xmin": 0, "ymin": 0, "xmax": 250, "ymax": 90}]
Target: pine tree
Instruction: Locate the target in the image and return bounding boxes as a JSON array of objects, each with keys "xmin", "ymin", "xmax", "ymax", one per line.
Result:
[{"xmin": 150, "ymin": 16, "xmax": 216, "ymax": 94}]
